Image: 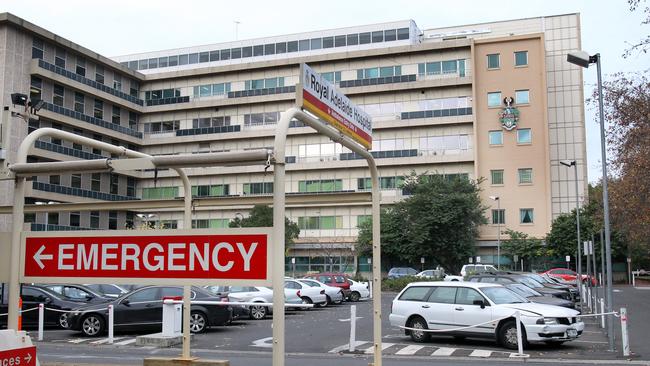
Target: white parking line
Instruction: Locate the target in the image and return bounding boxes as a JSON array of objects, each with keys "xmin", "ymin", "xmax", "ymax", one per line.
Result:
[
  {"xmin": 469, "ymin": 350, "xmax": 492, "ymax": 358},
  {"xmin": 114, "ymin": 339, "xmax": 136, "ymax": 346},
  {"xmin": 395, "ymin": 345, "xmax": 424, "ymax": 355},
  {"xmin": 362, "ymin": 342, "xmax": 395, "ymax": 354},
  {"xmin": 431, "ymin": 347, "xmax": 456, "ymax": 356},
  {"xmin": 67, "ymin": 339, "xmax": 91, "ymax": 344},
  {"xmin": 89, "ymin": 337, "xmax": 124, "ymax": 345},
  {"xmin": 328, "ymin": 341, "xmax": 367, "ymax": 353}
]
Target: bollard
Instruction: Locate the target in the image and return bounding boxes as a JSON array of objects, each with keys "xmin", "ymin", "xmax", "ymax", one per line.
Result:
[
  {"xmin": 368, "ymin": 280, "xmax": 372, "ymax": 299},
  {"xmin": 17, "ymin": 297, "xmax": 22, "ymax": 331},
  {"xmin": 620, "ymin": 307, "xmax": 630, "ymax": 357},
  {"xmin": 38, "ymin": 303, "xmax": 44, "ymax": 341},
  {"xmin": 510, "ymin": 311, "xmax": 529, "ymax": 358},
  {"xmin": 108, "ymin": 304, "xmax": 114, "ymax": 344},
  {"xmin": 600, "ymin": 299, "xmax": 605, "ymax": 329},
  {"xmin": 349, "ymin": 305, "xmax": 357, "ymax": 352}
]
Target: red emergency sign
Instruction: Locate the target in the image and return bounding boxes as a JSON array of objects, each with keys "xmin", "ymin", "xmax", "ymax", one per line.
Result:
[
  {"xmin": 0, "ymin": 346, "xmax": 36, "ymax": 366},
  {"xmin": 22, "ymin": 230, "xmax": 271, "ymax": 284}
]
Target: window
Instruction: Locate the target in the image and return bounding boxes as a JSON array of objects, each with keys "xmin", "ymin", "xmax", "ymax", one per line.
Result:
[
  {"xmin": 441, "ymin": 60, "xmax": 457, "ymax": 74},
  {"xmin": 490, "ymin": 169, "xmax": 504, "ymax": 185},
  {"xmin": 142, "ymin": 187, "xmax": 179, "ymax": 199},
  {"xmin": 110, "ymin": 174, "xmax": 119, "ymax": 194},
  {"xmin": 347, "ymin": 33, "xmax": 359, "ymax": 45},
  {"xmin": 515, "ymin": 51, "xmax": 528, "ymax": 66},
  {"xmin": 310, "ymin": 38, "xmax": 322, "ymax": 50},
  {"xmin": 109, "ymin": 211, "xmax": 117, "ymax": 229},
  {"xmin": 297, "ymin": 216, "xmax": 342, "ymax": 230},
  {"xmin": 426, "ymin": 287, "xmax": 457, "ymax": 304},
  {"xmin": 398, "ymin": 286, "xmax": 430, "ymax": 301},
  {"xmin": 48, "ymin": 212, "xmax": 59, "ymax": 226},
  {"xmin": 334, "ymin": 35, "xmax": 346, "ymax": 47},
  {"xmin": 491, "ymin": 209, "xmax": 505, "ymax": 225},
  {"xmin": 397, "ymin": 27, "xmax": 410, "ymax": 40},
  {"xmin": 113, "ymin": 75, "xmax": 122, "ymax": 91},
  {"xmin": 520, "ymin": 208, "xmax": 534, "ymax": 224},
  {"xmin": 298, "ymin": 179, "xmax": 342, "ymax": 193},
  {"xmin": 91, "ymin": 173, "xmax": 101, "ymax": 191},
  {"xmin": 49, "ymin": 175, "xmax": 60, "ymax": 185},
  {"xmin": 127, "ymin": 177, "xmax": 136, "ymax": 197},
  {"xmin": 518, "ymin": 168, "xmax": 533, "ymax": 184},
  {"xmin": 74, "ymin": 92, "xmax": 84, "ymax": 113},
  {"xmin": 76, "ymin": 57, "xmax": 86, "ymax": 76},
  {"xmin": 30, "ymin": 76, "xmax": 42, "ymax": 102},
  {"xmin": 32, "ymin": 38, "xmax": 44, "ymax": 59},
  {"xmin": 488, "ymin": 92, "xmax": 502, "ymax": 107},
  {"xmin": 92, "ymin": 134, "xmax": 102, "ymax": 155},
  {"xmin": 371, "ymin": 31, "xmax": 383, "ymax": 43},
  {"xmin": 53, "ymin": 84, "xmax": 64, "ymax": 106},
  {"xmin": 90, "ymin": 211, "xmax": 100, "ymax": 229},
  {"xmin": 55, "ymin": 47, "xmax": 66, "ymax": 68},
  {"xmin": 286, "ymin": 42, "xmax": 298, "ymax": 53},
  {"xmin": 127, "ymin": 288, "xmax": 159, "ymax": 302},
  {"xmin": 129, "ymin": 111, "xmax": 138, "ymax": 130},
  {"xmin": 243, "ymin": 182, "xmax": 273, "ymax": 195},
  {"xmin": 112, "ymin": 106, "xmax": 121, "ymax": 125},
  {"xmin": 72, "ymin": 129, "xmax": 83, "ymax": 150},
  {"xmin": 357, "ymin": 215, "xmax": 371, "ymax": 227},
  {"xmin": 517, "ymin": 128, "xmax": 532, "ymax": 144},
  {"xmin": 488, "ymin": 130, "xmax": 503, "ymax": 145},
  {"xmin": 487, "ymin": 53, "xmax": 500, "ymax": 69},
  {"xmin": 455, "ymin": 288, "xmax": 486, "ymax": 305},
  {"xmin": 93, "ymin": 99, "xmax": 103, "ymax": 119},
  {"xmin": 192, "ymin": 184, "xmax": 229, "ymax": 197},
  {"xmin": 359, "ymin": 32, "xmax": 371, "ymax": 44},
  {"xmin": 515, "ymin": 89, "xmax": 530, "ymax": 104},
  {"xmin": 95, "ymin": 65, "xmax": 104, "ymax": 84},
  {"xmin": 384, "ymin": 29, "xmax": 397, "ymax": 41},
  {"xmin": 70, "ymin": 212, "xmax": 80, "ymax": 227}
]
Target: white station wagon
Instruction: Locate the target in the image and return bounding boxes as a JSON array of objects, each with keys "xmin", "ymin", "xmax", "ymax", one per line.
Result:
[{"xmin": 389, "ymin": 281, "xmax": 584, "ymax": 349}]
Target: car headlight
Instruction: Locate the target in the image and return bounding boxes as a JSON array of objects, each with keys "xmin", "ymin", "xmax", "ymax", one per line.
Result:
[{"xmin": 536, "ymin": 317, "xmax": 559, "ymax": 325}]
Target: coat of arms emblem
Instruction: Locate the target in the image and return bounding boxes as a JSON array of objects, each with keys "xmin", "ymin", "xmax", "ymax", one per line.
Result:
[{"xmin": 499, "ymin": 97, "xmax": 519, "ymax": 131}]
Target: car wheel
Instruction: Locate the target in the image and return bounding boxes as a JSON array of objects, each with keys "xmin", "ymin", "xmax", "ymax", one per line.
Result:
[
  {"xmin": 325, "ymin": 295, "xmax": 332, "ymax": 305},
  {"xmin": 190, "ymin": 311, "xmax": 208, "ymax": 333},
  {"xmin": 250, "ymin": 305, "xmax": 267, "ymax": 320},
  {"xmin": 301, "ymin": 297, "xmax": 312, "ymax": 310},
  {"xmin": 408, "ymin": 316, "xmax": 430, "ymax": 343},
  {"xmin": 81, "ymin": 314, "xmax": 105, "ymax": 337},
  {"xmin": 59, "ymin": 313, "xmax": 69, "ymax": 329},
  {"xmin": 498, "ymin": 320, "xmax": 526, "ymax": 350},
  {"xmin": 349, "ymin": 291, "xmax": 361, "ymax": 302}
]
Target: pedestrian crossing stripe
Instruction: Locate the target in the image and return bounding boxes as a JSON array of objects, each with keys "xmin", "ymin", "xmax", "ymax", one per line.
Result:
[{"xmin": 329, "ymin": 341, "xmax": 515, "ymax": 358}]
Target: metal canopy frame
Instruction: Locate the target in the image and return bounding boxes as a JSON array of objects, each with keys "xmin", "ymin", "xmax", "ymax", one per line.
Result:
[{"xmin": 6, "ymin": 105, "xmax": 382, "ymax": 366}]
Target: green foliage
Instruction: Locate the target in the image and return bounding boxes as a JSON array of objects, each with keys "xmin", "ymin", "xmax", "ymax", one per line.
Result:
[
  {"xmin": 382, "ymin": 276, "xmax": 439, "ymax": 292},
  {"xmin": 229, "ymin": 205, "xmax": 300, "ymax": 250},
  {"xmin": 357, "ymin": 173, "xmax": 487, "ymax": 274}
]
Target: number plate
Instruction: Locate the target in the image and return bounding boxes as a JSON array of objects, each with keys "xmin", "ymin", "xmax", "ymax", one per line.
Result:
[{"xmin": 567, "ymin": 329, "xmax": 578, "ymax": 338}]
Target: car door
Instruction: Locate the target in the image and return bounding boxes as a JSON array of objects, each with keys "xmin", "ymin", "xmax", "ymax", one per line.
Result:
[
  {"xmin": 116, "ymin": 287, "xmax": 161, "ymax": 330},
  {"xmin": 452, "ymin": 287, "xmax": 492, "ymax": 335},
  {"xmin": 20, "ymin": 287, "xmax": 44, "ymax": 326},
  {"xmin": 422, "ymin": 286, "xmax": 457, "ymax": 330}
]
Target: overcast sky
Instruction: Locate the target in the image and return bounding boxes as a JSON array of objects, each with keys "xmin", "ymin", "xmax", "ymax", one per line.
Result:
[{"xmin": 2, "ymin": 0, "xmax": 647, "ymax": 182}]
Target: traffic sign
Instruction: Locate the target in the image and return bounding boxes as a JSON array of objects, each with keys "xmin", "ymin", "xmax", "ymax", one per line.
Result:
[
  {"xmin": 297, "ymin": 63, "xmax": 372, "ymax": 149},
  {"xmin": 21, "ymin": 228, "xmax": 272, "ymax": 286},
  {"xmin": 0, "ymin": 346, "xmax": 36, "ymax": 366}
]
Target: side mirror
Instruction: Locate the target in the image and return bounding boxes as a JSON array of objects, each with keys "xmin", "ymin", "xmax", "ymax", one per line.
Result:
[
  {"xmin": 121, "ymin": 299, "xmax": 130, "ymax": 306},
  {"xmin": 473, "ymin": 299, "xmax": 486, "ymax": 309},
  {"xmin": 43, "ymin": 297, "xmax": 52, "ymax": 304}
]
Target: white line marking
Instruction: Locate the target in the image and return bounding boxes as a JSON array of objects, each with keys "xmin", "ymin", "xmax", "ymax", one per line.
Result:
[
  {"xmin": 573, "ymin": 340, "xmax": 609, "ymax": 344},
  {"xmin": 328, "ymin": 341, "xmax": 367, "ymax": 353},
  {"xmin": 362, "ymin": 342, "xmax": 395, "ymax": 354},
  {"xmin": 68, "ymin": 339, "xmax": 91, "ymax": 344},
  {"xmin": 469, "ymin": 349, "xmax": 492, "ymax": 357},
  {"xmin": 395, "ymin": 345, "xmax": 424, "ymax": 355},
  {"xmin": 114, "ymin": 339, "xmax": 136, "ymax": 346},
  {"xmin": 251, "ymin": 337, "xmax": 273, "ymax": 349},
  {"xmin": 431, "ymin": 347, "xmax": 456, "ymax": 356}
]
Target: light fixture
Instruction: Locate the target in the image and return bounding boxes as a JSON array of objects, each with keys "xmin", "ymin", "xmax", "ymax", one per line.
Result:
[
  {"xmin": 10, "ymin": 93, "xmax": 28, "ymax": 106},
  {"xmin": 566, "ymin": 51, "xmax": 597, "ymax": 68},
  {"xmin": 559, "ymin": 160, "xmax": 576, "ymax": 168}
]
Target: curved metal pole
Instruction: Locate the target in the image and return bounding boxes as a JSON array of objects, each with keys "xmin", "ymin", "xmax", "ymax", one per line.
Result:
[{"xmin": 273, "ymin": 108, "xmax": 382, "ymax": 366}]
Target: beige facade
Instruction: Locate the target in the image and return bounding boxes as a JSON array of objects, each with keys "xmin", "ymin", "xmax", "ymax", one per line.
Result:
[{"xmin": 0, "ymin": 13, "xmax": 586, "ymax": 272}]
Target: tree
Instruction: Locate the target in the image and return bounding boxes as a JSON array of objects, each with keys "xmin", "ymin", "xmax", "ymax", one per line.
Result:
[
  {"xmin": 229, "ymin": 205, "xmax": 300, "ymax": 252},
  {"xmin": 624, "ymin": 0, "xmax": 650, "ymax": 57},
  {"xmin": 357, "ymin": 173, "xmax": 487, "ymax": 274},
  {"xmin": 501, "ymin": 229, "xmax": 545, "ymax": 269}
]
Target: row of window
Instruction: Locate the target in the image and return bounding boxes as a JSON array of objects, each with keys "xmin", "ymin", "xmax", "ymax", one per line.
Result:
[
  {"xmin": 145, "ymin": 88, "xmax": 182, "ymax": 101},
  {"xmin": 490, "ymin": 168, "xmax": 533, "ymax": 185},
  {"xmin": 491, "ymin": 208, "xmax": 534, "ymax": 224},
  {"xmin": 121, "ymin": 27, "xmax": 411, "ymax": 71},
  {"xmin": 417, "ymin": 60, "xmax": 466, "ymax": 77},
  {"xmin": 487, "ymin": 51, "xmax": 529, "ymax": 69},
  {"xmin": 487, "ymin": 90, "xmax": 529, "ymax": 107},
  {"xmin": 488, "ymin": 129, "xmax": 531, "ymax": 145},
  {"xmin": 298, "ymin": 216, "xmax": 344, "ymax": 230}
]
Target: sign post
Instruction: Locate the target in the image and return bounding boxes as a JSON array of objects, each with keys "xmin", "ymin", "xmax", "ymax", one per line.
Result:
[{"xmin": 566, "ymin": 255, "xmax": 571, "ymax": 269}]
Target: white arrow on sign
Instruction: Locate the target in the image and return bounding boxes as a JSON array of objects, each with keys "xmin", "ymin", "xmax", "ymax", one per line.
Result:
[
  {"xmin": 25, "ymin": 352, "xmax": 32, "ymax": 364},
  {"xmin": 33, "ymin": 245, "xmax": 53, "ymax": 269}
]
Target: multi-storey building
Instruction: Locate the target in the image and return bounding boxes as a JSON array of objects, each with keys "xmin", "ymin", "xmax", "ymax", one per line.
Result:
[{"xmin": 0, "ymin": 13, "xmax": 587, "ymax": 273}]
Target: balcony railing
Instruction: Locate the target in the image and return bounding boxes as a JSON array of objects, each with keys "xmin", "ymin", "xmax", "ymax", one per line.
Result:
[
  {"xmin": 401, "ymin": 107, "xmax": 472, "ymax": 120},
  {"xmin": 227, "ymin": 86, "xmax": 295, "ymax": 99},
  {"xmin": 37, "ymin": 59, "xmax": 144, "ymax": 106},
  {"xmin": 176, "ymin": 124, "xmax": 241, "ymax": 137},
  {"xmin": 339, "ymin": 74, "xmax": 417, "ymax": 88},
  {"xmin": 340, "ymin": 149, "xmax": 418, "ymax": 160},
  {"xmin": 42, "ymin": 102, "xmax": 142, "ymax": 138},
  {"xmin": 34, "ymin": 140, "xmax": 105, "ymax": 160},
  {"xmin": 32, "ymin": 181, "xmax": 138, "ymax": 201},
  {"xmin": 31, "ymin": 223, "xmax": 97, "ymax": 231},
  {"xmin": 145, "ymin": 96, "xmax": 190, "ymax": 106}
]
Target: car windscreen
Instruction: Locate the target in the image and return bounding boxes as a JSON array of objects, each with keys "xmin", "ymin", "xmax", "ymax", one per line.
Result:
[
  {"xmin": 481, "ymin": 287, "xmax": 528, "ymax": 304},
  {"xmin": 527, "ymin": 273, "xmax": 549, "ymax": 284},
  {"xmin": 517, "ymin": 276, "xmax": 544, "ymax": 288},
  {"xmin": 507, "ymin": 284, "xmax": 540, "ymax": 297}
]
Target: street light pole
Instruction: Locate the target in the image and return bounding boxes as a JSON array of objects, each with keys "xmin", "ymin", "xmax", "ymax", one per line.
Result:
[
  {"xmin": 567, "ymin": 50, "xmax": 615, "ymax": 351},
  {"xmin": 560, "ymin": 160, "xmax": 582, "ymax": 309}
]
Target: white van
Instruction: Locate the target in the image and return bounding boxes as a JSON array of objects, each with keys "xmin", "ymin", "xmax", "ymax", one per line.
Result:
[{"xmin": 460, "ymin": 264, "xmax": 498, "ymax": 277}]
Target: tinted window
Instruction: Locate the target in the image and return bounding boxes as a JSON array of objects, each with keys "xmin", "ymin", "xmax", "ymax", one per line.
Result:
[
  {"xmin": 301, "ymin": 280, "xmax": 320, "ymax": 287},
  {"xmin": 495, "ymin": 277, "xmax": 513, "ymax": 284},
  {"xmin": 427, "ymin": 287, "xmax": 456, "ymax": 304},
  {"xmin": 318, "ymin": 276, "xmax": 332, "ymax": 283},
  {"xmin": 480, "ymin": 277, "xmax": 496, "ymax": 283},
  {"xmin": 128, "ymin": 288, "xmax": 159, "ymax": 302},
  {"xmin": 160, "ymin": 287, "xmax": 183, "ymax": 298},
  {"xmin": 334, "ymin": 276, "xmax": 346, "ymax": 284},
  {"xmin": 285, "ymin": 281, "xmax": 300, "ymax": 289},
  {"xmin": 455, "ymin": 288, "xmax": 485, "ymax": 305},
  {"xmin": 399, "ymin": 286, "xmax": 430, "ymax": 301},
  {"xmin": 22, "ymin": 288, "xmax": 46, "ymax": 302}
]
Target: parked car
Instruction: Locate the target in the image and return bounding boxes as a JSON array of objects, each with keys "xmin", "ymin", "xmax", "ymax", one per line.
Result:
[
  {"xmin": 302, "ymin": 273, "xmax": 352, "ymax": 299},
  {"xmin": 297, "ymin": 279, "xmax": 344, "ymax": 305},
  {"xmin": 284, "ymin": 280, "xmax": 327, "ymax": 307},
  {"xmin": 460, "ymin": 264, "xmax": 498, "ymax": 277},
  {"xmin": 504, "ymin": 283, "xmax": 575, "ymax": 308},
  {"xmin": 282, "ymin": 286, "xmax": 304, "ymax": 310},
  {"xmin": 387, "ymin": 267, "xmax": 418, "ymax": 279},
  {"xmin": 67, "ymin": 286, "xmax": 234, "ymax": 336},
  {"xmin": 467, "ymin": 274, "xmax": 573, "ymax": 302},
  {"xmin": 416, "ymin": 269, "xmax": 443, "ymax": 279},
  {"xmin": 347, "ymin": 279, "xmax": 370, "ymax": 300},
  {"xmin": 542, "ymin": 268, "xmax": 597, "ymax": 286},
  {"xmin": 0, "ymin": 285, "xmax": 84, "ymax": 329},
  {"xmin": 206, "ymin": 286, "xmax": 274, "ymax": 320},
  {"xmin": 40, "ymin": 284, "xmax": 112, "ymax": 304},
  {"xmin": 516, "ymin": 272, "xmax": 579, "ymax": 301},
  {"xmin": 84, "ymin": 284, "xmax": 129, "ymax": 298},
  {"xmin": 389, "ymin": 281, "xmax": 584, "ymax": 349}
]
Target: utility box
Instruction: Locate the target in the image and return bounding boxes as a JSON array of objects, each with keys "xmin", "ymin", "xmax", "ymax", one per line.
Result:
[{"xmin": 161, "ymin": 296, "xmax": 182, "ymax": 337}]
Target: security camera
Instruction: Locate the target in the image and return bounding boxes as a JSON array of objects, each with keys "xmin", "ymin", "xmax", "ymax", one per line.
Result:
[{"xmin": 566, "ymin": 51, "xmax": 593, "ymax": 68}]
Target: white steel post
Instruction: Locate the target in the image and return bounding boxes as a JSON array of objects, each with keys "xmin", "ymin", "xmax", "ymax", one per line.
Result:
[
  {"xmin": 349, "ymin": 305, "xmax": 357, "ymax": 352},
  {"xmin": 7, "ymin": 176, "xmax": 25, "ymax": 330},
  {"xmin": 514, "ymin": 311, "xmax": 527, "ymax": 358},
  {"xmin": 620, "ymin": 307, "xmax": 630, "ymax": 357},
  {"xmin": 38, "ymin": 303, "xmax": 44, "ymax": 341},
  {"xmin": 600, "ymin": 299, "xmax": 605, "ymax": 329},
  {"xmin": 178, "ymin": 170, "xmax": 193, "ymax": 361},
  {"xmin": 108, "ymin": 304, "xmax": 114, "ymax": 344}
]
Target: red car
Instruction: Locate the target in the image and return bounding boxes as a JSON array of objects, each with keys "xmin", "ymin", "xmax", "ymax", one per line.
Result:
[
  {"xmin": 542, "ymin": 268, "xmax": 597, "ymax": 286},
  {"xmin": 302, "ymin": 273, "xmax": 356, "ymax": 300}
]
